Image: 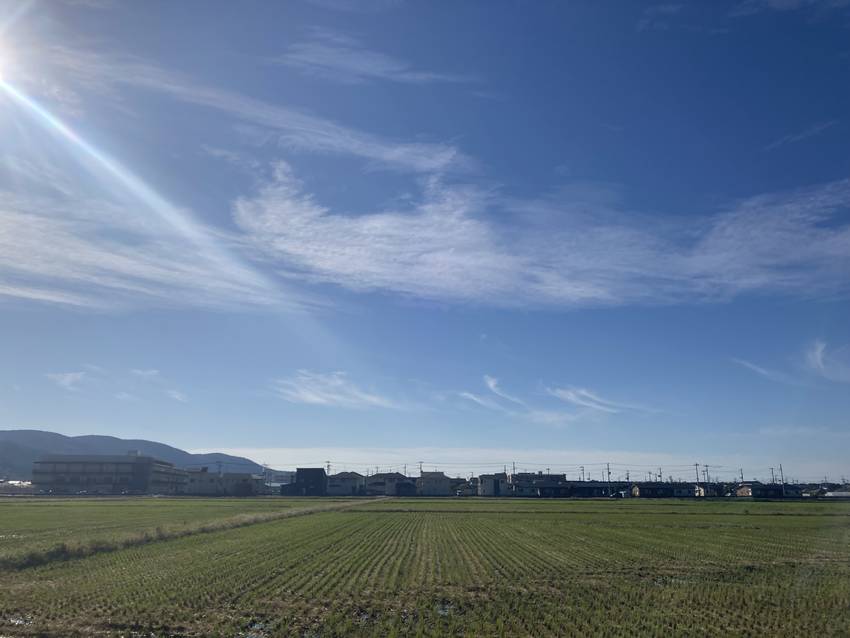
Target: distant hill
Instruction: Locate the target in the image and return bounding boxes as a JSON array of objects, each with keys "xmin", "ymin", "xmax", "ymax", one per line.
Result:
[{"xmin": 0, "ymin": 429, "xmax": 269, "ymax": 480}]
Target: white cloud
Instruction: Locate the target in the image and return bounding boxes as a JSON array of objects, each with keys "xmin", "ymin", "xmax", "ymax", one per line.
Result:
[
  {"xmin": 805, "ymin": 340, "xmax": 850, "ymax": 383},
  {"xmin": 5, "ymin": 42, "xmax": 849, "ymax": 312},
  {"xmin": 763, "ymin": 120, "xmax": 837, "ymax": 152},
  {"xmin": 46, "ymin": 371, "xmax": 86, "ymax": 390},
  {"xmin": 548, "ymin": 386, "xmax": 653, "ymax": 414},
  {"xmin": 637, "ymin": 4, "xmax": 684, "ymax": 31},
  {"xmin": 458, "ymin": 391, "xmax": 513, "ymax": 413},
  {"xmin": 277, "ymin": 29, "xmax": 471, "ymax": 85},
  {"xmin": 114, "ymin": 391, "xmax": 138, "ymax": 401},
  {"xmin": 460, "ymin": 376, "xmax": 576, "ymax": 426},
  {"xmin": 483, "ymin": 375, "xmax": 527, "ymax": 407},
  {"xmin": 166, "ymin": 389, "xmax": 188, "ymax": 403},
  {"xmin": 732, "ymin": 358, "xmax": 802, "ymax": 385},
  {"xmin": 233, "ymin": 163, "xmax": 850, "ymax": 308},
  {"xmin": 28, "ymin": 46, "xmax": 469, "ymax": 175},
  {"xmin": 272, "ymin": 370, "xmax": 396, "ymax": 409},
  {"xmin": 0, "ymin": 195, "xmax": 283, "ymax": 310},
  {"xmin": 730, "ymin": 0, "xmax": 850, "ymax": 17}
]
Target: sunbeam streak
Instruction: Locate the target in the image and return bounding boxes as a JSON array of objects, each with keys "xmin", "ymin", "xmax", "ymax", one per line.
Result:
[{"xmin": 0, "ymin": 78, "xmax": 276, "ymax": 301}]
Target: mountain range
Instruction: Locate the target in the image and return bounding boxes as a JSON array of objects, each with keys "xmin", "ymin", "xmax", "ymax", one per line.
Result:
[{"xmin": 0, "ymin": 429, "xmax": 268, "ymax": 480}]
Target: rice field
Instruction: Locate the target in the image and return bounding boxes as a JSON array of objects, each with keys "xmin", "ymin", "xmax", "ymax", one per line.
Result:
[{"xmin": 1, "ymin": 497, "xmax": 848, "ymax": 637}]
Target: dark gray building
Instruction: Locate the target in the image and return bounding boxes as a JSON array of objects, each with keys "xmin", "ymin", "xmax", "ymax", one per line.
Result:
[
  {"xmin": 281, "ymin": 467, "xmax": 327, "ymax": 496},
  {"xmin": 32, "ymin": 453, "xmax": 187, "ymax": 495},
  {"xmin": 186, "ymin": 468, "xmax": 265, "ymax": 496}
]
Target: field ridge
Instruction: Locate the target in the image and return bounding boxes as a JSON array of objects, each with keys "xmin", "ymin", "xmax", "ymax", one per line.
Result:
[{"xmin": 0, "ymin": 497, "xmax": 378, "ymax": 572}]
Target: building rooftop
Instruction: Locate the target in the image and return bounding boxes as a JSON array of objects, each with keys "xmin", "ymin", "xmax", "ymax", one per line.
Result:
[
  {"xmin": 330, "ymin": 471, "xmax": 364, "ymax": 479},
  {"xmin": 35, "ymin": 454, "xmax": 174, "ymax": 467}
]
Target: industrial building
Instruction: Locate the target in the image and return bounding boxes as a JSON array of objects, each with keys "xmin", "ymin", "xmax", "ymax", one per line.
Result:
[
  {"xmin": 186, "ymin": 468, "xmax": 265, "ymax": 496},
  {"xmin": 32, "ymin": 453, "xmax": 187, "ymax": 495}
]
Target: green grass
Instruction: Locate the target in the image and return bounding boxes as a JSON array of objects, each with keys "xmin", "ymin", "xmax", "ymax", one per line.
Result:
[
  {"xmin": 0, "ymin": 497, "xmax": 346, "ymax": 568},
  {"xmin": 1, "ymin": 498, "xmax": 848, "ymax": 636}
]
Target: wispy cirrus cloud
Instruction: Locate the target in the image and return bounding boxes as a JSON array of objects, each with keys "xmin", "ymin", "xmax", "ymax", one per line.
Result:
[
  {"xmin": 460, "ymin": 375, "xmax": 577, "ymax": 426},
  {"xmin": 166, "ymin": 389, "xmax": 188, "ymax": 403},
  {"xmin": 273, "ymin": 370, "xmax": 397, "ymax": 409},
  {"xmin": 458, "ymin": 391, "xmax": 510, "ymax": 413},
  {"xmin": 483, "ymin": 375, "xmax": 527, "ymax": 407},
  {"xmin": 805, "ymin": 339, "xmax": 850, "ymax": 383},
  {"xmin": 4, "ymin": 41, "xmax": 850, "ymax": 312},
  {"xmin": 732, "ymin": 358, "xmax": 803, "ymax": 385},
  {"xmin": 277, "ymin": 29, "xmax": 471, "ymax": 85},
  {"xmin": 547, "ymin": 387, "xmax": 652, "ymax": 414},
  {"xmin": 763, "ymin": 120, "xmax": 837, "ymax": 151},
  {"xmin": 0, "ymin": 191, "xmax": 283, "ymax": 310},
  {"xmin": 234, "ymin": 162, "xmax": 850, "ymax": 308},
  {"xmin": 636, "ymin": 4, "xmax": 684, "ymax": 31},
  {"xmin": 45, "ymin": 371, "xmax": 86, "ymax": 390},
  {"xmin": 730, "ymin": 0, "xmax": 850, "ymax": 17},
  {"xmin": 25, "ymin": 45, "xmax": 469, "ymax": 175}
]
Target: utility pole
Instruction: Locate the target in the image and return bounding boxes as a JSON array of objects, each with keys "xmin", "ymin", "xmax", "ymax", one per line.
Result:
[
  {"xmin": 580, "ymin": 466, "xmax": 585, "ymax": 482},
  {"xmin": 770, "ymin": 467, "xmax": 776, "ymax": 484},
  {"xmin": 606, "ymin": 462, "xmax": 612, "ymax": 497},
  {"xmin": 739, "ymin": 468, "xmax": 744, "ymax": 482},
  {"xmin": 546, "ymin": 467, "xmax": 550, "ymax": 476},
  {"xmin": 626, "ymin": 470, "xmax": 630, "ymax": 482},
  {"xmin": 658, "ymin": 467, "xmax": 663, "ymax": 483},
  {"xmin": 779, "ymin": 464, "xmax": 785, "ymax": 497},
  {"xmin": 694, "ymin": 463, "xmax": 701, "ymax": 488},
  {"xmin": 512, "ymin": 461, "xmax": 516, "ymax": 476},
  {"xmin": 403, "ymin": 464, "xmax": 407, "ymax": 477},
  {"xmin": 418, "ymin": 461, "xmax": 423, "ymax": 476},
  {"xmin": 326, "ymin": 460, "xmax": 331, "ymax": 475}
]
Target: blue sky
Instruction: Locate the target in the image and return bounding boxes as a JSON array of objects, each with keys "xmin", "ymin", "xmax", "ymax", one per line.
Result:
[{"xmin": 0, "ymin": 0, "xmax": 848, "ymax": 482}]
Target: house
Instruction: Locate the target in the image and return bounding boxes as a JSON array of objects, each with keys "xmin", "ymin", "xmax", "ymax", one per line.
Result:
[
  {"xmin": 631, "ymin": 482, "xmax": 697, "ymax": 498},
  {"xmin": 736, "ymin": 481, "xmax": 784, "ymax": 498},
  {"xmin": 417, "ymin": 471, "xmax": 452, "ymax": 496},
  {"xmin": 32, "ymin": 452, "xmax": 187, "ymax": 495},
  {"xmin": 452, "ymin": 477, "xmax": 475, "ymax": 496},
  {"xmin": 0, "ymin": 479, "xmax": 33, "ymax": 495},
  {"xmin": 478, "ymin": 473, "xmax": 508, "ymax": 496},
  {"xmin": 365, "ymin": 472, "xmax": 415, "ymax": 496},
  {"xmin": 326, "ymin": 471, "xmax": 365, "ymax": 496},
  {"xmin": 564, "ymin": 481, "xmax": 616, "ymax": 498},
  {"xmin": 508, "ymin": 472, "xmax": 578, "ymax": 497},
  {"xmin": 280, "ymin": 467, "xmax": 327, "ymax": 496}
]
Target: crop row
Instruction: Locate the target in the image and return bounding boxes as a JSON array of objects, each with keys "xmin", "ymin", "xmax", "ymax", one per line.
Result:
[
  {"xmin": 1, "ymin": 503, "xmax": 848, "ymax": 636},
  {"xmin": 0, "ymin": 497, "xmax": 341, "ymax": 566}
]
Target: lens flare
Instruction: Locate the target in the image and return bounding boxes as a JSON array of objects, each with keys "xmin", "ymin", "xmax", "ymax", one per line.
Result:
[{"xmin": 0, "ymin": 79, "xmax": 276, "ymax": 300}]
